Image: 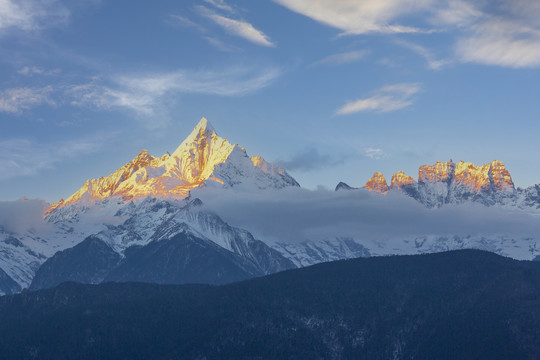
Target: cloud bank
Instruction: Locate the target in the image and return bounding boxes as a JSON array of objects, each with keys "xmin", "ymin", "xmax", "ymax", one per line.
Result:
[
  {"xmin": 0, "ymin": 198, "xmax": 48, "ymax": 234},
  {"xmin": 194, "ymin": 186, "xmax": 540, "ymax": 244}
]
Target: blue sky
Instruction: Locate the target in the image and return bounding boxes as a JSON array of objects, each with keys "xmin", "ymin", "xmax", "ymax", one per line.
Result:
[{"xmin": 1, "ymin": 0, "xmax": 540, "ymax": 202}]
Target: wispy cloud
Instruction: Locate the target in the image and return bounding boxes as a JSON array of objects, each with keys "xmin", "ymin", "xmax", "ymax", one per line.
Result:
[
  {"xmin": 395, "ymin": 40, "xmax": 451, "ymax": 70},
  {"xmin": 17, "ymin": 66, "xmax": 60, "ymax": 76},
  {"xmin": 0, "ymin": 0, "xmax": 69, "ymax": 32},
  {"xmin": 430, "ymin": 0, "xmax": 482, "ymax": 28},
  {"xmin": 311, "ymin": 50, "xmax": 370, "ymax": 67},
  {"xmin": 273, "ymin": 0, "xmax": 433, "ymax": 35},
  {"xmin": 198, "ymin": 6, "xmax": 275, "ymax": 47},
  {"xmin": 168, "ymin": 14, "xmax": 207, "ymax": 33},
  {"xmin": 363, "ymin": 148, "xmax": 387, "ymax": 160},
  {"xmin": 201, "ymin": 35, "xmax": 237, "ymax": 52},
  {"xmin": 94, "ymin": 67, "xmax": 281, "ymax": 114},
  {"xmin": 202, "ymin": 0, "xmax": 236, "ymax": 14},
  {"xmin": 274, "ymin": 0, "xmax": 540, "ymax": 69},
  {"xmin": 0, "ymin": 87, "xmax": 55, "ymax": 113},
  {"xmin": 0, "ymin": 134, "xmax": 114, "ymax": 180},
  {"xmin": 168, "ymin": 14, "xmax": 239, "ymax": 51},
  {"xmin": 456, "ymin": 18, "xmax": 540, "ymax": 68},
  {"xmin": 336, "ymin": 83, "xmax": 421, "ymax": 115},
  {"xmin": 1, "ymin": 66, "xmax": 281, "ymax": 124}
]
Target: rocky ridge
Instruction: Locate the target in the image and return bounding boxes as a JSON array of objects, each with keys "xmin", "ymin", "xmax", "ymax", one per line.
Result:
[{"xmin": 341, "ymin": 159, "xmax": 522, "ymax": 207}]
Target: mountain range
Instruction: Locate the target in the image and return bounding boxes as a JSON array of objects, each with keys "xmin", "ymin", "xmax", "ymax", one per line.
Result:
[
  {"xmin": 345, "ymin": 159, "xmax": 538, "ymax": 208},
  {"xmin": 1, "ymin": 118, "xmax": 540, "ymax": 295}
]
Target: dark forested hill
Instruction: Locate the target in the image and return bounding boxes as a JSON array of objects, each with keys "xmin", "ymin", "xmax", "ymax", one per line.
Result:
[{"xmin": 1, "ymin": 249, "xmax": 540, "ymax": 359}]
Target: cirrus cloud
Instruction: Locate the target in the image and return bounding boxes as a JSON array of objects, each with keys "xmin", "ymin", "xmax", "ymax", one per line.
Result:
[
  {"xmin": 0, "ymin": 0, "xmax": 69, "ymax": 33},
  {"xmin": 336, "ymin": 83, "xmax": 421, "ymax": 115},
  {"xmin": 197, "ymin": 6, "xmax": 275, "ymax": 47}
]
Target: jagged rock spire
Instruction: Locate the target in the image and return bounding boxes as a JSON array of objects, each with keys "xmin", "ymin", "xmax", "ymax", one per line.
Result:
[{"xmin": 364, "ymin": 172, "xmax": 389, "ymax": 194}]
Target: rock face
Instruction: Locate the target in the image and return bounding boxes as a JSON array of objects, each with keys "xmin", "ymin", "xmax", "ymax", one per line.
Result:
[
  {"xmin": 359, "ymin": 159, "xmax": 517, "ymax": 207},
  {"xmin": 419, "ymin": 160, "xmax": 456, "ymax": 184},
  {"xmin": 364, "ymin": 172, "xmax": 389, "ymax": 194},
  {"xmin": 47, "ymin": 118, "xmax": 298, "ymax": 214},
  {"xmin": 390, "ymin": 171, "xmax": 416, "ymax": 190}
]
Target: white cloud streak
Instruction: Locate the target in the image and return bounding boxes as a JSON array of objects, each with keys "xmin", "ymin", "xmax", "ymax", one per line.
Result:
[
  {"xmin": 457, "ymin": 18, "xmax": 540, "ymax": 68},
  {"xmin": 395, "ymin": 40, "xmax": 451, "ymax": 70},
  {"xmin": 312, "ymin": 50, "xmax": 370, "ymax": 66},
  {"xmin": 168, "ymin": 14, "xmax": 207, "ymax": 33},
  {"xmin": 336, "ymin": 83, "xmax": 421, "ymax": 115},
  {"xmin": 86, "ymin": 67, "xmax": 281, "ymax": 116},
  {"xmin": 202, "ymin": 0, "xmax": 235, "ymax": 14},
  {"xmin": 1, "ymin": 66, "xmax": 280, "ymax": 124},
  {"xmin": 430, "ymin": 0, "xmax": 481, "ymax": 28},
  {"xmin": 0, "ymin": 0, "xmax": 69, "ymax": 32},
  {"xmin": 274, "ymin": 0, "xmax": 540, "ymax": 68},
  {"xmin": 0, "ymin": 87, "xmax": 55, "ymax": 113},
  {"xmin": 198, "ymin": 6, "xmax": 275, "ymax": 47},
  {"xmin": 273, "ymin": 0, "xmax": 433, "ymax": 35},
  {"xmin": 363, "ymin": 148, "xmax": 387, "ymax": 160}
]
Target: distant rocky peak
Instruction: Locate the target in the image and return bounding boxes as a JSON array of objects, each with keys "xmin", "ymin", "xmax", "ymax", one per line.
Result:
[
  {"xmin": 362, "ymin": 159, "xmax": 515, "ymax": 206},
  {"xmin": 489, "ymin": 160, "xmax": 514, "ymax": 191},
  {"xmin": 418, "ymin": 159, "xmax": 455, "ymax": 184},
  {"xmin": 335, "ymin": 182, "xmax": 357, "ymax": 191},
  {"xmin": 391, "ymin": 171, "xmax": 416, "ymax": 189},
  {"xmin": 364, "ymin": 172, "xmax": 389, "ymax": 194}
]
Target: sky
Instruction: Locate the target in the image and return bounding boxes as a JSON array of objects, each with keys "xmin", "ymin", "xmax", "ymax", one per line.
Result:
[{"xmin": 1, "ymin": 0, "xmax": 540, "ymax": 202}]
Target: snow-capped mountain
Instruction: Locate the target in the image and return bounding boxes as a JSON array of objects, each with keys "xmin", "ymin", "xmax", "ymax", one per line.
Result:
[
  {"xmin": 340, "ymin": 159, "xmax": 533, "ymax": 208},
  {"xmin": 30, "ymin": 197, "xmax": 295, "ymax": 290},
  {"xmin": 0, "ymin": 118, "xmax": 300, "ymax": 294},
  {"xmin": 47, "ymin": 118, "xmax": 298, "ymax": 215},
  {"xmin": 2, "ymin": 119, "xmax": 540, "ymax": 296}
]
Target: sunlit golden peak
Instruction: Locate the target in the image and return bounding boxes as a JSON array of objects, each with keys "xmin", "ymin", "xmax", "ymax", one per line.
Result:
[
  {"xmin": 47, "ymin": 117, "xmax": 298, "ymax": 215},
  {"xmin": 365, "ymin": 172, "xmax": 389, "ymax": 194},
  {"xmin": 391, "ymin": 171, "xmax": 416, "ymax": 189}
]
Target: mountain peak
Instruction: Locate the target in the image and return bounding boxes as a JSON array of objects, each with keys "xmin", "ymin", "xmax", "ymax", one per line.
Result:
[
  {"xmin": 365, "ymin": 172, "xmax": 389, "ymax": 194},
  {"xmin": 192, "ymin": 117, "xmax": 215, "ymax": 136},
  {"xmin": 419, "ymin": 159, "xmax": 455, "ymax": 184},
  {"xmin": 47, "ymin": 117, "xmax": 299, "ymax": 215},
  {"xmin": 335, "ymin": 182, "xmax": 357, "ymax": 191},
  {"xmin": 391, "ymin": 171, "xmax": 416, "ymax": 189}
]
